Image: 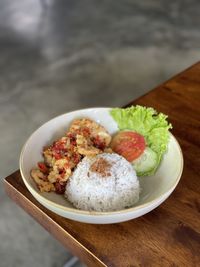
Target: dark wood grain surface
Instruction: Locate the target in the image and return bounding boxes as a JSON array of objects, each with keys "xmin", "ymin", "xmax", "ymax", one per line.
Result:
[{"xmin": 4, "ymin": 63, "xmax": 200, "ymax": 267}]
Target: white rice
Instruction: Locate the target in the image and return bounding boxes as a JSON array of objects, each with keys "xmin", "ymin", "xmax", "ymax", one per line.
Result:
[{"xmin": 65, "ymin": 153, "xmax": 140, "ymax": 212}]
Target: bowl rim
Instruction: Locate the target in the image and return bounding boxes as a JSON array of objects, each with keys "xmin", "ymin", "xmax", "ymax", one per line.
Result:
[{"xmin": 19, "ymin": 107, "xmax": 184, "ymax": 216}]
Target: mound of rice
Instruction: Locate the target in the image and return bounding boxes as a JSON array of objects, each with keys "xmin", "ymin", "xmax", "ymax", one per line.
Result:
[{"xmin": 65, "ymin": 153, "xmax": 140, "ymax": 212}]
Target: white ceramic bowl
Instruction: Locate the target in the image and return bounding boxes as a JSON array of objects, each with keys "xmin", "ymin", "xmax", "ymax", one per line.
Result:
[{"xmin": 20, "ymin": 108, "xmax": 183, "ymax": 224}]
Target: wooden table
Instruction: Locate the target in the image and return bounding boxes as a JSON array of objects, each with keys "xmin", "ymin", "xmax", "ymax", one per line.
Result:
[{"xmin": 4, "ymin": 63, "xmax": 200, "ymax": 267}]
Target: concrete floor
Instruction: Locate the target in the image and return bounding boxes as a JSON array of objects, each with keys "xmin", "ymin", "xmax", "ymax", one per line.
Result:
[{"xmin": 0, "ymin": 0, "xmax": 199, "ymax": 266}]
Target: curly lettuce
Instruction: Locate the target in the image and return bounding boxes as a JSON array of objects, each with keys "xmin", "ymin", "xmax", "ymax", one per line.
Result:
[{"xmin": 110, "ymin": 105, "xmax": 172, "ymax": 176}]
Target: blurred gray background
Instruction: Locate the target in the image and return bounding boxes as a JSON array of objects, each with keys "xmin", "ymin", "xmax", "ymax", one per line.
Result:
[{"xmin": 0, "ymin": 0, "xmax": 199, "ymax": 266}]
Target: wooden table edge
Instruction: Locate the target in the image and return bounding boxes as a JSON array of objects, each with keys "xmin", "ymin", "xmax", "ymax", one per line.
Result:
[{"xmin": 4, "ymin": 177, "xmax": 107, "ymax": 267}]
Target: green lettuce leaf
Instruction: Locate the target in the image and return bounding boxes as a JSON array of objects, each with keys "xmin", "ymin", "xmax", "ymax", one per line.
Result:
[{"xmin": 110, "ymin": 105, "xmax": 172, "ymax": 176}]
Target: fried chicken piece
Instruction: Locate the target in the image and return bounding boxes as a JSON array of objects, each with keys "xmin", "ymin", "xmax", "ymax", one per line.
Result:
[
  {"xmin": 69, "ymin": 118, "xmax": 111, "ymax": 148},
  {"xmin": 48, "ymin": 158, "xmax": 72, "ymax": 184},
  {"xmin": 31, "ymin": 169, "xmax": 55, "ymax": 193},
  {"xmin": 76, "ymin": 134, "xmax": 101, "ymax": 156},
  {"xmin": 43, "ymin": 148, "xmax": 55, "ymax": 167}
]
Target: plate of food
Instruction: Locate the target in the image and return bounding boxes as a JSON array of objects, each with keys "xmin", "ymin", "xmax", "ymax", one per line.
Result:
[{"xmin": 20, "ymin": 106, "xmax": 183, "ymax": 224}]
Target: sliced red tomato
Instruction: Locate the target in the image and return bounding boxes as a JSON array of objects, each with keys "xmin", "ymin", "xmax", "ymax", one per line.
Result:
[{"xmin": 110, "ymin": 131, "xmax": 146, "ymax": 161}]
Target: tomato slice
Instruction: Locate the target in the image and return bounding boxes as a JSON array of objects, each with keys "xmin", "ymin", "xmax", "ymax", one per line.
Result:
[{"xmin": 110, "ymin": 131, "xmax": 146, "ymax": 161}]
